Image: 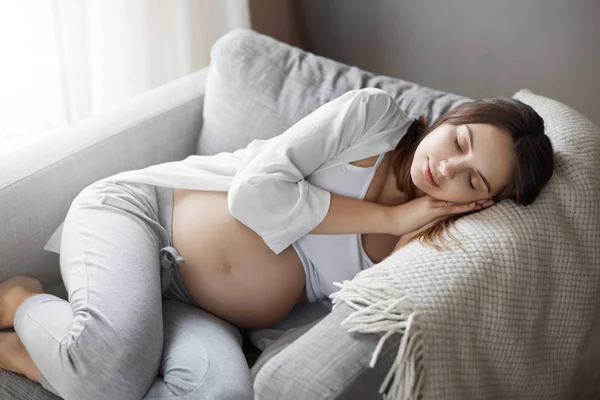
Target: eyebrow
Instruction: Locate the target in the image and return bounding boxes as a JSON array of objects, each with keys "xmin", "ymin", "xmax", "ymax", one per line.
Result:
[{"xmin": 466, "ymin": 124, "xmax": 492, "ymax": 194}]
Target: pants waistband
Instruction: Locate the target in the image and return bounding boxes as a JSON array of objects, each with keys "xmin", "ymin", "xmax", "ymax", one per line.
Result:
[{"xmin": 154, "ymin": 185, "xmax": 198, "ymax": 306}]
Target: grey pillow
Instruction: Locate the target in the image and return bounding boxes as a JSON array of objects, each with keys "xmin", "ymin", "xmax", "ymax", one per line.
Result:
[{"xmin": 196, "ymin": 28, "xmax": 470, "ymax": 156}]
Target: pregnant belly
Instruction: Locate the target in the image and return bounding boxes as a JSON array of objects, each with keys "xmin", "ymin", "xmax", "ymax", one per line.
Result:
[{"xmin": 171, "ymin": 189, "xmax": 306, "ymax": 329}]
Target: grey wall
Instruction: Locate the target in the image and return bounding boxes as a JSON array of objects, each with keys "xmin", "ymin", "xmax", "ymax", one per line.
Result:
[{"xmin": 299, "ymin": 0, "xmax": 600, "ymax": 125}]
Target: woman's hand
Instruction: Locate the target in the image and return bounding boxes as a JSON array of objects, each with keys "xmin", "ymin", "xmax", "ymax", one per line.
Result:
[{"xmin": 388, "ymin": 195, "xmax": 494, "ymax": 237}]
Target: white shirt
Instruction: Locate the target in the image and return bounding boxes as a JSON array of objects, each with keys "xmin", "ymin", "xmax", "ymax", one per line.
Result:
[
  {"xmin": 44, "ymin": 88, "xmax": 411, "ymax": 255},
  {"xmin": 293, "ymin": 152, "xmax": 387, "ymax": 302}
]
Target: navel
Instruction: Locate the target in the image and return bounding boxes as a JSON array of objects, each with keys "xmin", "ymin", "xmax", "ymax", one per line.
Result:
[{"xmin": 218, "ymin": 257, "xmax": 232, "ymax": 275}]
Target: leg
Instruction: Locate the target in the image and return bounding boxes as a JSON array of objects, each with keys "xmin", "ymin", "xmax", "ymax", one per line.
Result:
[
  {"xmin": 142, "ymin": 299, "xmax": 253, "ymax": 400},
  {"xmin": 0, "ymin": 332, "xmax": 40, "ymax": 383},
  {"xmin": 0, "ymin": 276, "xmax": 43, "ymax": 382},
  {"xmin": 2, "ymin": 297, "xmax": 255, "ymax": 400},
  {"xmin": 0, "ymin": 277, "xmax": 43, "ymax": 386},
  {"xmin": 0, "ymin": 276, "xmax": 43, "ymax": 330},
  {"xmin": 12, "ymin": 181, "xmax": 170, "ymax": 400}
]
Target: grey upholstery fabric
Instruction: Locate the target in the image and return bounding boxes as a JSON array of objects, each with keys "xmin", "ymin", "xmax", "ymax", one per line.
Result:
[
  {"xmin": 0, "ymin": 68, "xmax": 208, "ymax": 289},
  {"xmin": 0, "ymin": 370, "xmax": 61, "ymax": 400},
  {"xmin": 252, "ymin": 303, "xmax": 400, "ymax": 400},
  {"xmin": 198, "ymin": 28, "xmax": 470, "ymax": 156}
]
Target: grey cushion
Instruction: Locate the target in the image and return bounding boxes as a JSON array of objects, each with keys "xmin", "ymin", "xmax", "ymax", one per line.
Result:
[{"xmin": 197, "ymin": 28, "xmax": 470, "ymax": 156}]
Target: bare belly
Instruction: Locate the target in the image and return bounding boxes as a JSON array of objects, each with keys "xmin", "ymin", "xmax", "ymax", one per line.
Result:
[
  {"xmin": 171, "ymin": 189, "xmax": 306, "ymax": 329},
  {"xmin": 170, "ymin": 152, "xmax": 403, "ymax": 330}
]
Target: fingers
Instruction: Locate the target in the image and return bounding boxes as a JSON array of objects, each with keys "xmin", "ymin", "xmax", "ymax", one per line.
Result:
[
  {"xmin": 474, "ymin": 199, "xmax": 495, "ymax": 208},
  {"xmin": 480, "ymin": 199, "xmax": 495, "ymax": 208},
  {"xmin": 455, "ymin": 202, "xmax": 480, "ymax": 213},
  {"xmin": 441, "ymin": 199, "xmax": 495, "ymax": 214}
]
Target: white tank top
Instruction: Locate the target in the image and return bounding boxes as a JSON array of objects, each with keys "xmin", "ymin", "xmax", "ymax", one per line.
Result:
[{"xmin": 292, "ymin": 153, "xmax": 386, "ymax": 302}]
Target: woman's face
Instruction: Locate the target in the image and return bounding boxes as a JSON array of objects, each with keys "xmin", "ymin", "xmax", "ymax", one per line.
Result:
[{"xmin": 410, "ymin": 123, "xmax": 515, "ymax": 203}]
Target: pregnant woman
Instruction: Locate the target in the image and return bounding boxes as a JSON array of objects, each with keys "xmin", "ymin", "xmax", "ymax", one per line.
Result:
[{"xmin": 0, "ymin": 88, "xmax": 553, "ymax": 400}]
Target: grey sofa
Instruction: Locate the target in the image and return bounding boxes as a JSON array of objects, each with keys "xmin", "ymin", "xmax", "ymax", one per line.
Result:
[{"xmin": 0, "ymin": 29, "xmax": 470, "ymax": 399}]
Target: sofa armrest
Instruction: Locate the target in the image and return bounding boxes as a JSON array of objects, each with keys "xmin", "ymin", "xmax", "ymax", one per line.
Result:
[
  {"xmin": 253, "ymin": 303, "xmax": 399, "ymax": 400},
  {"xmin": 0, "ymin": 67, "xmax": 208, "ymax": 288}
]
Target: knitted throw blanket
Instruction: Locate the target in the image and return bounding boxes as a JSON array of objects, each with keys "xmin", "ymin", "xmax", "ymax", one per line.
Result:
[{"xmin": 331, "ymin": 90, "xmax": 600, "ymax": 400}]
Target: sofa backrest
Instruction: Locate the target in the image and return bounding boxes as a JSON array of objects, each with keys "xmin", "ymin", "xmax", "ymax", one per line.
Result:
[{"xmin": 197, "ymin": 28, "xmax": 470, "ymax": 156}]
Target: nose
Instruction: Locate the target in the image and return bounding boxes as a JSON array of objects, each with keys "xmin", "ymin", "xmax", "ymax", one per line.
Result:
[{"xmin": 439, "ymin": 158, "xmax": 468, "ymax": 180}]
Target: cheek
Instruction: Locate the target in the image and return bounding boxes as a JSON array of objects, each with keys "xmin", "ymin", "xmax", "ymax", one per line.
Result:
[
  {"xmin": 410, "ymin": 148, "xmax": 423, "ymax": 177},
  {"xmin": 410, "ymin": 151, "xmax": 427, "ymax": 182},
  {"xmin": 410, "ymin": 164, "xmax": 421, "ymax": 188},
  {"xmin": 412, "ymin": 139, "xmax": 433, "ymax": 168},
  {"xmin": 418, "ymin": 134, "xmax": 447, "ymax": 161}
]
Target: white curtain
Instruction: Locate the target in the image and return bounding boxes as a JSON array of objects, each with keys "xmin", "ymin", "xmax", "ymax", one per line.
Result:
[{"xmin": 0, "ymin": 0, "xmax": 250, "ymax": 142}]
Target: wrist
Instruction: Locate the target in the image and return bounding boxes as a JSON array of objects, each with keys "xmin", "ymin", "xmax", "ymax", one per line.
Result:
[
  {"xmin": 361, "ymin": 200, "xmax": 394, "ymax": 235},
  {"xmin": 386, "ymin": 203, "xmax": 410, "ymax": 236},
  {"xmin": 383, "ymin": 205, "xmax": 398, "ymax": 235}
]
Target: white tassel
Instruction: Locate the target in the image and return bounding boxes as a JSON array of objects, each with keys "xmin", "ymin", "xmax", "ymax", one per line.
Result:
[{"xmin": 331, "ymin": 268, "xmax": 424, "ymax": 400}]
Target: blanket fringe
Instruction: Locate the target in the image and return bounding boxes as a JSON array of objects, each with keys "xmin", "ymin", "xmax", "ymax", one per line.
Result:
[{"xmin": 330, "ymin": 269, "xmax": 423, "ymax": 400}]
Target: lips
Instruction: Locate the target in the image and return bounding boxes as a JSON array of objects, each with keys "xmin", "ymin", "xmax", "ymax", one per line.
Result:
[{"xmin": 423, "ymin": 158, "xmax": 439, "ymax": 187}]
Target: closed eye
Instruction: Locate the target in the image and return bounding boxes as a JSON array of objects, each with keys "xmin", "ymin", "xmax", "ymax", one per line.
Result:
[
  {"xmin": 454, "ymin": 135, "xmax": 463, "ymax": 153},
  {"xmin": 456, "ymin": 131, "xmax": 476, "ymax": 190}
]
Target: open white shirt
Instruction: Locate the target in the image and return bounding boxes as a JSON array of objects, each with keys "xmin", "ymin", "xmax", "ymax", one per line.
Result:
[{"xmin": 44, "ymin": 88, "xmax": 411, "ymax": 255}]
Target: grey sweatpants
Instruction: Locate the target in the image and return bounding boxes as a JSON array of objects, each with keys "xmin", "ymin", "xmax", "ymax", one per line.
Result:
[{"xmin": 13, "ymin": 181, "xmax": 253, "ymax": 400}]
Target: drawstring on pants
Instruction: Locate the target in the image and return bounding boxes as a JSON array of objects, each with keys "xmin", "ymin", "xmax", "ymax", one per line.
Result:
[{"xmin": 159, "ymin": 246, "xmax": 185, "ymax": 294}]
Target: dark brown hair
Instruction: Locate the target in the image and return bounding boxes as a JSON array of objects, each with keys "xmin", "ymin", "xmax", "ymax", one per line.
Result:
[{"xmin": 392, "ymin": 98, "xmax": 554, "ymax": 250}]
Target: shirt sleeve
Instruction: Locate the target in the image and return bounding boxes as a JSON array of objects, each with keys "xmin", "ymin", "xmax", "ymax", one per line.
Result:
[{"xmin": 227, "ymin": 87, "xmax": 405, "ymax": 254}]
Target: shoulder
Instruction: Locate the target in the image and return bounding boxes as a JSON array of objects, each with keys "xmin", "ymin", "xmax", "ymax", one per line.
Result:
[
  {"xmin": 351, "ymin": 88, "xmax": 397, "ymax": 108},
  {"xmin": 348, "ymin": 88, "xmax": 407, "ymax": 127},
  {"xmin": 354, "ymin": 87, "xmax": 392, "ymax": 98}
]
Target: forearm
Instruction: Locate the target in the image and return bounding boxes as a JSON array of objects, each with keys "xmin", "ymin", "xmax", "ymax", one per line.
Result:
[{"xmin": 309, "ymin": 193, "xmax": 392, "ymax": 235}]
